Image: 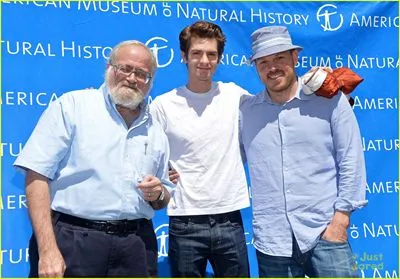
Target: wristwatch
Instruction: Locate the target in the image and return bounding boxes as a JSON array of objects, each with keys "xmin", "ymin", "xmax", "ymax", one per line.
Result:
[{"xmin": 157, "ymin": 187, "xmax": 165, "ymax": 201}]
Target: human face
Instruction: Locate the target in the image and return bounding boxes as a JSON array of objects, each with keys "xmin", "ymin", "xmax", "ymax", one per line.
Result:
[
  {"xmin": 106, "ymin": 45, "xmax": 153, "ymax": 110},
  {"xmin": 255, "ymin": 50, "xmax": 299, "ymax": 98},
  {"xmin": 183, "ymin": 37, "xmax": 219, "ymax": 86}
]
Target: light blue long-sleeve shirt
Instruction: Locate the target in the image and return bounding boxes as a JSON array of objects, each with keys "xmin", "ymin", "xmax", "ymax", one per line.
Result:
[
  {"xmin": 14, "ymin": 84, "xmax": 172, "ymax": 220},
  {"xmin": 240, "ymin": 82, "xmax": 367, "ymax": 256}
]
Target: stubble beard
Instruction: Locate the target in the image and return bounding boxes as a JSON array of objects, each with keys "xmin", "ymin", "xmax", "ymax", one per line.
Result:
[{"xmin": 266, "ymin": 70, "xmax": 296, "ymax": 95}]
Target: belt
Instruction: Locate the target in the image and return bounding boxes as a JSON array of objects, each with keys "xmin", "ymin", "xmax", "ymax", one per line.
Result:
[
  {"xmin": 171, "ymin": 210, "xmax": 242, "ymax": 223},
  {"xmin": 53, "ymin": 211, "xmax": 147, "ymax": 236}
]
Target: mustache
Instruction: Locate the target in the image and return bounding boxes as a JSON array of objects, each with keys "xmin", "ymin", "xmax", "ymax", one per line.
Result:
[
  {"xmin": 267, "ymin": 69, "xmax": 285, "ymax": 77},
  {"xmin": 120, "ymin": 83, "xmax": 142, "ymax": 93}
]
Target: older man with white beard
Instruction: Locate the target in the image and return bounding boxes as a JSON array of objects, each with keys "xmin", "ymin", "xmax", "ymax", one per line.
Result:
[{"xmin": 14, "ymin": 40, "xmax": 172, "ymax": 278}]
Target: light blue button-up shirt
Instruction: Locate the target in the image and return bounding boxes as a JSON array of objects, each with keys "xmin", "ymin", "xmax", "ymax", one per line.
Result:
[
  {"xmin": 240, "ymin": 81, "xmax": 367, "ymax": 256},
  {"xmin": 14, "ymin": 84, "xmax": 172, "ymax": 220}
]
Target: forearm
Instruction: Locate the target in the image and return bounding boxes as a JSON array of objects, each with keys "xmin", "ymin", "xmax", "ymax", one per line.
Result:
[
  {"xmin": 26, "ymin": 170, "xmax": 58, "ymax": 253},
  {"xmin": 333, "ymin": 94, "xmax": 368, "ymax": 211},
  {"xmin": 26, "ymin": 170, "xmax": 66, "ymax": 277},
  {"xmin": 322, "ymin": 210, "xmax": 351, "ymax": 242},
  {"xmin": 332, "ymin": 210, "xmax": 350, "ymax": 227}
]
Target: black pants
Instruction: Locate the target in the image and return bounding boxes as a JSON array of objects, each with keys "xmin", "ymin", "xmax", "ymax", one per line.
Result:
[{"xmin": 29, "ymin": 212, "xmax": 158, "ymax": 277}]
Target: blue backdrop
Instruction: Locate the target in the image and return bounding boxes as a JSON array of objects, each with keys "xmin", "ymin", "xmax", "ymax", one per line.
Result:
[{"xmin": 2, "ymin": 1, "xmax": 399, "ymax": 278}]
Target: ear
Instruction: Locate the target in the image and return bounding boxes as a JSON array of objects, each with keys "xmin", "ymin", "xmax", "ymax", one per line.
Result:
[
  {"xmin": 181, "ymin": 51, "xmax": 188, "ymax": 63},
  {"xmin": 291, "ymin": 50, "xmax": 299, "ymax": 64}
]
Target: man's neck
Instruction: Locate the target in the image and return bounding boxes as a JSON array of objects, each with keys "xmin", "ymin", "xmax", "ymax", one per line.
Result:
[
  {"xmin": 116, "ymin": 104, "xmax": 141, "ymax": 127},
  {"xmin": 186, "ymin": 80, "xmax": 212, "ymax": 94}
]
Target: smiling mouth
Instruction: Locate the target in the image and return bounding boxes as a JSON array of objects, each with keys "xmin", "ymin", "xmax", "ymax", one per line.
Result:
[
  {"xmin": 269, "ymin": 75, "xmax": 282, "ymax": 80},
  {"xmin": 268, "ymin": 72, "xmax": 284, "ymax": 79}
]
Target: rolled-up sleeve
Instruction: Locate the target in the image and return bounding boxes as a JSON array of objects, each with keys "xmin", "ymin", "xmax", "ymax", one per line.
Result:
[{"xmin": 331, "ymin": 94, "xmax": 368, "ymax": 212}]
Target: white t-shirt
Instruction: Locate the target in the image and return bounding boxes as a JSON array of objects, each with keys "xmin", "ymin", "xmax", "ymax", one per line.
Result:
[{"xmin": 150, "ymin": 81, "xmax": 250, "ymax": 216}]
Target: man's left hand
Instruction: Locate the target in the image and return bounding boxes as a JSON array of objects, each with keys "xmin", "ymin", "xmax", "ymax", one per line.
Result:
[
  {"xmin": 168, "ymin": 168, "xmax": 179, "ymax": 184},
  {"xmin": 322, "ymin": 211, "xmax": 350, "ymax": 243},
  {"xmin": 137, "ymin": 176, "xmax": 163, "ymax": 202}
]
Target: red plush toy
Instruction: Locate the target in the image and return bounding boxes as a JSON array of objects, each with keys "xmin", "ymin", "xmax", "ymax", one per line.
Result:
[{"xmin": 301, "ymin": 67, "xmax": 364, "ymax": 106}]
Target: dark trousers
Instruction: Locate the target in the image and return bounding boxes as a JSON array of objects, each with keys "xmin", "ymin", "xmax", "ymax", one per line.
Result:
[
  {"xmin": 29, "ymin": 212, "xmax": 158, "ymax": 277},
  {"xmin": 168, "ymin": 210, "xmax": 250, "ymax": 277}
]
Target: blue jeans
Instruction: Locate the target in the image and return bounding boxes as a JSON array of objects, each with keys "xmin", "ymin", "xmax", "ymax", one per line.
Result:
[
  {"xmin": 168, "ymin": 210, "xmax": 249, "ymax": 277},
  {"xmin": 257, "ymin": 236, "xmax": 359, "ymax": 278}
]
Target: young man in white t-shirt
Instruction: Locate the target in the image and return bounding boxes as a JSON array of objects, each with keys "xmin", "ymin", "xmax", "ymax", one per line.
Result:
[{"xmin": 150, "ymin": 21, "xmax": 250, "ymax": 277}]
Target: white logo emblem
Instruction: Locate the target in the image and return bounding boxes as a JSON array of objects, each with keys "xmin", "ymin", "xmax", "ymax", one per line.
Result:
[
  {"xmin": 316, "ymin": 4, "xmax": 344, "ymax": 31},
  {"xmin": 146, "ymin": 37, "xmax": 174, "ymax": 68},
  {"xmin": 155, "ymin": 223, "xmax": 169, "ymax": 258}
]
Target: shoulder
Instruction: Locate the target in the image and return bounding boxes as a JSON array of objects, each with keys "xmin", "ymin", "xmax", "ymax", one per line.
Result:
[
  {"xmin": 56, "ymin": 88, "xmax": 102, "ymax": 106},
  {"xmin": 310, "ymin": 90, "xmax": 344, "ymax": 110},
  {"xmin": 45, "ymin": 88, "xmax": 104, "ymax": 120},
  {"xmin": 298, "ymin": 91, "xmax": 351, "ymax": 123},
  {"xmin": 150, "ymin": 90, "xmax": 172, "ymax": 112},
  {"xmin": 216, "ymin": 81, "xmax": 250, "ymax": 97},
  {"xmin": 150, "ymin": 86, "xmax": 187, "ymax": 115},
  {"xmin": 240, "ymin": 91, "xmax": 263, "ymax": 109},
  {"xmin": 152, "ymin": 86, "xmax": 183, "ymax": 103}
]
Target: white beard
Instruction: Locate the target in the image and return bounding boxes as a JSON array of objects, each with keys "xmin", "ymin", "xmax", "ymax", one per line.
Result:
[{"xmin": 109, "ymin": 85, "xmax": 144, "ymax": 110}]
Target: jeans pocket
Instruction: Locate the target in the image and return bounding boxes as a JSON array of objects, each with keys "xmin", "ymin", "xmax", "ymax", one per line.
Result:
[
  {"xmin": 169, "ymin": 217, "xmax": 189, "ymax": 236},
  {"xmin": 228, "ymin": 218, "xmax": 244, "ymax": 230},
  {"xmin": 320, "ymin": 237, "xmax": 348, "ymax": 246},
  {"xmin": 312, "ymin": 237, "xmax": 358, "ymax": 277}
]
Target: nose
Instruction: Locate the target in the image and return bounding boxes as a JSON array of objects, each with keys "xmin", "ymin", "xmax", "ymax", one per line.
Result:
[
  {"xmin": 265, "ymin": 61, "xmax": 279, "ymax": 71},
  {"xmin": 200, "ymin": 52, "xmax": 210, "ymax": 64},
  {"xmin": 125, "ymin": 71, "xmax": 138, "ymax": 83}
]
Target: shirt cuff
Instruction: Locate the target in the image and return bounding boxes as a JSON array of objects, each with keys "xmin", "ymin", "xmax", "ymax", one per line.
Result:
[
  {"xmin": 334, "ymin": 197, "xmax": 368, "ymax": 212},
  {"xmin": 160, "ymin": 178, "xmax": 176, "ymax": 193}
]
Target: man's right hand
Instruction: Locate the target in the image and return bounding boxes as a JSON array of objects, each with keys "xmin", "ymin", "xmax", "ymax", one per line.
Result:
[
  {"xmin": 38, "ymin": 247, "xmax": 66, "ymax": 277},
  {"xmin": 25, "ymin": 170, "xmax": 66, "ymax": 277}
]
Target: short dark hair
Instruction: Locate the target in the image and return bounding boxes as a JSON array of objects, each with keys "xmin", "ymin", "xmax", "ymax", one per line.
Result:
[{"xmin": 179, "ymin": 21, "xmax": 226, "ymax": 61}]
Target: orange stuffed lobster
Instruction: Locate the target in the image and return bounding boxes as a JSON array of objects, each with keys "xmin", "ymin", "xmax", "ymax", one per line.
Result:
[{"xmin": 301, "ymin": 67, "xmax": 364, "ymax": 106}]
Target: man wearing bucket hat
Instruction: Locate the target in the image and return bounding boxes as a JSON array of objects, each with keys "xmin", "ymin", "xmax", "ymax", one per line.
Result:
[{"xmin": 240, "ymin": 26, "xmax": 367, "ymax": 277}]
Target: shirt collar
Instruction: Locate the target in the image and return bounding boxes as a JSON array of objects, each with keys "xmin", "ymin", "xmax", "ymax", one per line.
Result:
[{"xmin": 255, "ymin": 77, "xmax": 313, "ymax": 105}]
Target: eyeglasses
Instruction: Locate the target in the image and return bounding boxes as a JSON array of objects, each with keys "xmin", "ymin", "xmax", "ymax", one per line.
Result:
[{"xmin": 110, "ymin": 63, "xmax": 152, "ymax": 84}]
